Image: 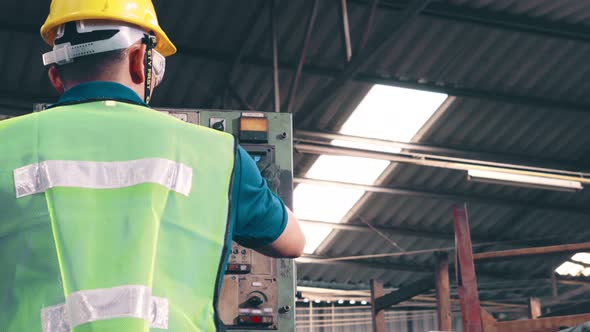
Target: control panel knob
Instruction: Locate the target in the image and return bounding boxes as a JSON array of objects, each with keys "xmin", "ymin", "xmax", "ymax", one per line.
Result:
[
  {"xmin": 212, "ymin": 120, "xmax": 225, "ymax": 132},
  {"xmin": 247, "ymin": 295, "xmax": 264, "ymax": 307}
]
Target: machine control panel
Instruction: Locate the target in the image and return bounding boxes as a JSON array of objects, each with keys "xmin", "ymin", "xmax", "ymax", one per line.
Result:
[
  {"xmin": 162, "ymin": 109, "xmax": 296, "ymax": 332},
  {"xmin": 221, "ymin": 244, "xmax": 278, "ymax": 329}
]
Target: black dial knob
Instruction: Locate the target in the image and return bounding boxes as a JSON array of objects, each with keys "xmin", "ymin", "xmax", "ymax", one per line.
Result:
[
  {"xmin": 212, "ymin": 121, "xmax": 225, "ymax": 131},
  {"xmin": 247, "ymin": 295, "xmax": 264, "ymax": 307}
]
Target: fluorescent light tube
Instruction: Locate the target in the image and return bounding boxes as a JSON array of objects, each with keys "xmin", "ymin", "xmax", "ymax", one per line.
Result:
[{"xmin": 467, "ymin": 169, "xmax": 583, "ymax": 192}]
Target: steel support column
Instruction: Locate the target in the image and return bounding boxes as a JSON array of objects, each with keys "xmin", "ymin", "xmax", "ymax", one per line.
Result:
[
  {"xmin": 453, "ymin": 203, "xmax": 483, "ymax": 332},
  {"xmin": 271, "ymin": 0, "xmax": 281, "ymax": 113},
  {"xmin": 337, "ymin": 0, "xmax": 353, "ymax": 62}
]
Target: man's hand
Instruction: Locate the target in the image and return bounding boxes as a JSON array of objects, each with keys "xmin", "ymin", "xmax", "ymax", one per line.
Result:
[{"xmin": 256, "ymin": 157, "xmax": 281, "ymax": 194}]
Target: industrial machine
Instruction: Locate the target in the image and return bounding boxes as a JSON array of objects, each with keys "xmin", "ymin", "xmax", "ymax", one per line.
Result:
[
  {"xmin": 31, "ymin": 105, "xmax": 297, "ymax": 331},
  {"xmin": 158, "ymin": 108, "xmax": 297, "ymax": 331}
]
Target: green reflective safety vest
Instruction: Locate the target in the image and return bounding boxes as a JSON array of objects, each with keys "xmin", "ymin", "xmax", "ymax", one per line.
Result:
[{"xmin": 0, "ymin": 100, "xmax": 236, "ymax": 331}]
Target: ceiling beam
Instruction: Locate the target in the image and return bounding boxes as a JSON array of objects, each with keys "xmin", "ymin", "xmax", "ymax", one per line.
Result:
[
  {"xmin": 473, "ymin": 242, "xmax": 590, "ymax": 263},
  {"xmin": 297, "ymin": 256, "xmax": 433, "ymax": 273},
  {"xmin": 300, "ymin": 219, "xmax": 455, "ymax": 240},
  {"xmin": 496, "ymin": 313, "xmax": 590, "ymax": 332},
  {"xmin": 348, "ymin": 0, "xmax": 590, "ymax": 43},
  {"xmin": 299, "ymin": 219, "xmax": 562, "ymax": 245},
  {"xmin": 374, "ymin": 276, "xmax": 434, "ymax": 311},
  {"xmin": 293, "ymin": 141, "xmax": 590, "ymax": 185},
  {"xmin": 295, "ymin": 129, "xmax": 587, "ymax": 172},
  {"xmin": 355, "ymin": 74, "xmax": 590, "ymax": 115},
  {"xmin": 3, "ymin": 19, "xmax": 590, "ymax": 115},
  {"xmin": 298, "ymin": 253, "xmax": 590, "ymax": 285},
  {"xmin": 301, "ymin": 240, "xmax": 565, "ymax": 263},
  {"xmin": 542, "ymin": 299, "xmax": 590, "ymax": 317},
  {"xmin": 294, "ymin": 177, "xmax": 590, "ymax": 216},
  {"xmin": 179, "ymin": 45, "xmax": 590, "ymax": 115}
]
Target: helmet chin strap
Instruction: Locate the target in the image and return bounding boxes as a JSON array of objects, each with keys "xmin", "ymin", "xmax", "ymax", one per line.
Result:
[{"xmin": 142, "ymin": 34, "xmax": 156, "ymax": 104}]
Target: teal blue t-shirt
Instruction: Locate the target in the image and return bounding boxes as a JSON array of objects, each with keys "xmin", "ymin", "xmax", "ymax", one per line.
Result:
[{"xmin": 54, "ymin": 81, "xmax": 288, "ymax": 248}]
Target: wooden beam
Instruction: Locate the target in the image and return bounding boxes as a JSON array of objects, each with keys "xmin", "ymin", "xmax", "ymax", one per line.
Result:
[
  {"xmin": 473, "ymin": 242, "xmax": 590, "ymax": 262},
  {"xmin": 370, "ymin": 279, "xmax": 386, "ymax": 332},
  {"xmin": 543, "ymin": 284, "xmax": 590, "ymax": 307},
  {"xmin": 435, "ymin": 252, "xmax": 452, "ymax": 331},
  {"xmin": 374, "ymin": 276, "xmax": 434, "ymax": 312},
  {"xmin": 496, "ymin": 313, "xmax": 590, "ymax": 332},
  {"xmin": 529, "ymin": 298, "xmax": 541, "ymax": 319},
  {"xmin": 454, "ymin": 204, "xmax": 484, "ymax": 332},
  {"xmin": 413, "ymin": 295, "xmax": 527, "ymax": 309},
  {"xmin": 542, "ymin": 299, "xmax": 590, "ymax": 317},
  {"xmin": 480, "ymin": 309, "xmax": 498, "ymax": 332}
]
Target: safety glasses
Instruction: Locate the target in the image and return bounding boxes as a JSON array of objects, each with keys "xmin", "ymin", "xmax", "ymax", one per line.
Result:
[{"xmin": 152, "ymin": 49, "xmax": 166, "ymax": 88}]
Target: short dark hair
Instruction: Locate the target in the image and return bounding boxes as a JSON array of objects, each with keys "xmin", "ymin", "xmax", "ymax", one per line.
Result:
[
  {"xmin": 55, "ymin": 49, "xmax": 127, "ymax": 85},
  {"xmin": 52, "ymin": 22, "xmax": 128, "ymax": 85}
]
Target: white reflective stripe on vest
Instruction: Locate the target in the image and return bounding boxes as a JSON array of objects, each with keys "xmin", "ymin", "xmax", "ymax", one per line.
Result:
[
  {"xmin": 13, "ymin": 158, "xmax": 193, "ymax": 198},
  {"xmin": 41, "ymin": 285, "xmax": 169, "ymax": 331}
]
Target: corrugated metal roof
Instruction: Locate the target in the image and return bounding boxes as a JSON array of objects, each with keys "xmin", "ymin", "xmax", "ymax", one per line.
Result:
[
  {"xmin": 447, "ymin": 0, "xmax": 590, "ymax": 24},
  {"xmin": 2, "ymin": 0, "xmax": 590, "ymax": 315},
  {"xmin": 364, "ymin": 15, "xmax": 590, "ymax": 103}
]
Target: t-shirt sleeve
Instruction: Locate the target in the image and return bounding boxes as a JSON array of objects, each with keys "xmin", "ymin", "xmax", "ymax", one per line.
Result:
[{"xmin": 232, "ymin": 145, "xmax": 288, "ymax": 248}]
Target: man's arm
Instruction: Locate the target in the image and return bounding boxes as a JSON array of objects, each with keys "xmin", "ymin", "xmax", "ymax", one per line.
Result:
[
  {"xmin": 232, "ymin": 146, "xmax": 305, "ymax": 257},
  {"xmin": 255, "ymin": 207, "xmax": 305, "ymax": 258}
]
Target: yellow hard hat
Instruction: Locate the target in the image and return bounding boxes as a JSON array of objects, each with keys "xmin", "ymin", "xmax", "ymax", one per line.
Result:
[{"xmin": 41, "ymin": 0, "xmax": 176, "ymax": 57}]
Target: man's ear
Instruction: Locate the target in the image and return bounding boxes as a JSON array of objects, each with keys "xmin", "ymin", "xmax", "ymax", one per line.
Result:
[
  {"xmin": 129, "ymin": 43, "xmax": 147, "ymax": 84},
  {"xmin": 48, "ymin": 66, "xmax": 65, "ymax": 95}
]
